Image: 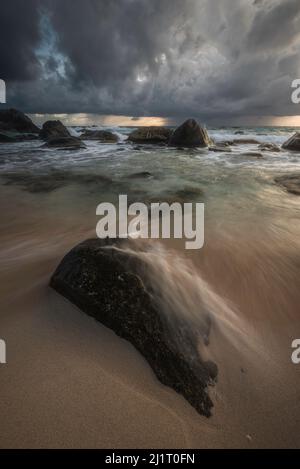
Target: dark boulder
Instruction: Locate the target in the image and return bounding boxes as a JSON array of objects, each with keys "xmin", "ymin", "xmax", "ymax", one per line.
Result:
[
  {"xmin": 169, "ymin": 119, "xmax": 211, "ymax": 148},
  {"xmin": 128, "ymin": 126, "xmax": 172, "ymax": 144},
  {"xmin": 282, "ymin": 132, "xmax": 300, "ymax": 152},
  {"xmin": 80, "ymin": 129, "xmax": 119, "ymax": 143},
  {"xmin": 275, "ymin": 174, "xmax": 300, "ymax": 195},
  {"xmin": 44, "ymin": 136, "xmax": 85, "ymax": 150},
  {"xmin": 40, "ymin": 120, "xmax": 71, "ymax": 140},
  {"xmin": 0, "ymin": 108, "xmax": 39, "ymax": 133},
  {"xmin": 50, "ymin": 238, "xmax": 217, "ymax": 417}
]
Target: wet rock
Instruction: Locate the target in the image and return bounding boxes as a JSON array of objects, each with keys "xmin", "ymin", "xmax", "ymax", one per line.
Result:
[
  {"xmin": 0, "ymin": 131, "xmax": 39, "ymax": 142},
  {"xmin": 127, "ymin": 171, "xmax": 153, "ymax": 179},
  {"xmin": 3, "ymin": 171, "xmax": 67, "ymax": 193},
  {"xmin": 169, "ymin": 119, "xmax": 211, "ymax": 148},
  {"xmin": 234, "ymin": 130, "xmax": 244, "ymax": 135},
  {"xmin": 274, "ymin": 174, "xmax": 300, "ymax": 195},
  {"xmin": 128, "ymin": 126, "xmax": 172, "ymax": 144},
  {"xmin": 218, "ymin": 140, "xmax": 234, "ymax": 146},
  {"xmin": 232, "ymin": 138, "xmax": 260, "ymax": 145},
  {"xmin": 80, "ymin": 129, "xmax": 119, "ymax": 143},
  {"xmin": 3, "ymin": 170, "xmax": 112, "ymax": 193},
  {"xmin": 44, "ymin": 136, "xmax": 85, "ymax": 150},
  {"xmin": 0, "ymin": 108, "xmax": 39, "ymax": 133},
  {"xmin": 0, "ymin": 132, "xmax": 15, "ymax": 142},
  {"xmin": 209, "ymin": 145, "xmax": 232, "ymax": 153},
  {"xmin": 18, "ymin": 133, "xmax": 39, "ymax": 141},
  {"xmin": 146, "ymin": 186, "xmax": 204, "ymax": 206},
  {"xmin": 174, "ymin": 186, "xmax": 204, "ymax": 200},
  {"xmin": 241, "ymin": 152, "xmax": 264, "ymax": 158},
  {"xmin": 75, "ymin": 173, "xmax": 112, "ymax": 185},
  {"xmin": 282, "ymin": 132, "xmax": 300, "ymax": 152},
  {"xmin": 40, "ymin": 120, "xmax": 71, "ymax": 140},
  {"xmin": 50, "ymin": 238, "xmax": 217, "ymax": 417},
  {"xmin": 22, "ymin": 179, "xmax": 65, "ymax": 193},
  {"xmin": 258, "ymin": 143, "xmax": 281, "ymax": 152}
]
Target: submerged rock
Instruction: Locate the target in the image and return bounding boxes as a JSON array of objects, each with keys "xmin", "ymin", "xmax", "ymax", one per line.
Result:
[
  {"xmin": 232, "ymin": 138, "xmax": 260, "ymax": 145},
  {"xmin": 128, "ymin": 126, "xmax": 172, "ymax": 144},
  {"xmin": 44, "ymin": 136, "xmax": 85, "ymax": 150},
  {"xmin": 282, "ymin": 132, "xmax": 300, "ymax": 152},
  {"xmin": 0, "ymin": 131, "xmax": 38, "ymax": 142},
  {"xmin": 241, "ymin": 152, "xmax": 264, "ymax": 158},
  {"xmin": 218, "ymin": 140, "xmax": 234, "ymax": 147},
  {"xmin": 127, "ymin": 171, "xmax": 154, "ymax": 179},
  {"xmin": 169, "ymin": 119, "xmax": 211, "ymax": 148},
  {"xmin": 3, "ymin": 170, "xmax": 112, "ymax": 193},
  {"xmin": 80, "ymin": 129, "xmax": 119, "ymax": 143},
  {"xmin": 0, "ymin": 132, "xmax": 15, "ymax": 142},
  {"xmin": 173, "ymin": 186, "xmax": 204, "ymax": 201},
  {"xmin": 146, "ymin": 186, "xmax": 204, "ymax": 207},
  {"xmin": 0, "ymin": 108, "xmax": 39, "ymax": 133},
  {"xmin": 258, "ymin": 143, "xmax": 281, "ymax": 152},
  {"xmin": 40, "ymin": 120, "xmax": 71, "ymax": 140},
  {"xmin": 209, "ymin": 145, "xmax": 232, "ymax": 153},
  {"xmin": 275, "ymin": 174, "xmax": 300, "ymax": 195},
  {"xmin": 50, "ymin": 238, "xmax": 217, "ymax": 417}
]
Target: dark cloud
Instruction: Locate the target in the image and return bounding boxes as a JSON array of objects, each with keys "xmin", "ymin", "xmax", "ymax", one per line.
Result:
[
  {"xmin": 0, "ymin": 0, "xmax": 41, "ymax": 81},
  {"xmin": 247, "ymin": 0, "xmax": 300, "ymax": 51},
  {"xmin": 1, "ymin": 0, "xmax": 300, "ymax": 122}
]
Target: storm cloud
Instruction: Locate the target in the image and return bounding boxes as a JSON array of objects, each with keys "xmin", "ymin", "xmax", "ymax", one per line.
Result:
[{"xmin": 1, "ymin": 0, "xmax": 300, "ymax": 122}]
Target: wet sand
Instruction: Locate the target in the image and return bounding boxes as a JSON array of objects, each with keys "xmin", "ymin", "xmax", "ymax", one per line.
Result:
[{"xmin": 1, "ymin": 183, "xmax": 300, "ymax": 448}]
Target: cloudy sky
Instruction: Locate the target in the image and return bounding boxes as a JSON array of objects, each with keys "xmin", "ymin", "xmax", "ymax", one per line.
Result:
[{"xmin": 1, "ymin": 0, "xmax": 300, "ymax": 125}]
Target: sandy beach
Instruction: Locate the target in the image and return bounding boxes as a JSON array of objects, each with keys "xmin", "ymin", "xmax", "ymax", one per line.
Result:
[{"xmin": 1, "ymin": 157, "xmax": 300, "ymax": 448}]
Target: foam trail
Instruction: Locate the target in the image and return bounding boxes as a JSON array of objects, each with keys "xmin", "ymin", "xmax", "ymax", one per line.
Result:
[{"xmin": 107, "ymin": 241, "xmax": 267, "ymax": 366}]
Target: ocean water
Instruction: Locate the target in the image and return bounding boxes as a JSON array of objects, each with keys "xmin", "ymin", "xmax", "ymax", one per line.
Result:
[
  {"xmin": 1, "ymin": 125, "xmax": 300, "ymax": 446},
  {"xmin": 1, "ymin": 124, "xmax": 299, "ymax": 339},
  {"xmin": 1, "ymin": 125, "xmax": 299, "ymax": 226},
  {"xmin": 1, "ymin": 125, "xmax": 300, "ymax": 198}
]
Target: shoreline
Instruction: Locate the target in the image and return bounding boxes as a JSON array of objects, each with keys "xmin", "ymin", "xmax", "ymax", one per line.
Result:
[{"xmin": 0, "ymin": 180, "xmax": 300, "ymax": 448}]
